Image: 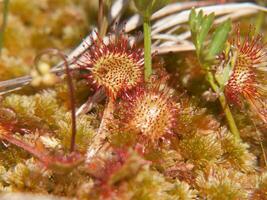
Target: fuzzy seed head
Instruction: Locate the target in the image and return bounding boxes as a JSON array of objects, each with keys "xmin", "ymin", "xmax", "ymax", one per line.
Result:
[
  {"xmin": 78, "ymin": 33, "xmax": 144, "ymax": 99},
  {"xmin": 120, "ymin": 82, "xmax": 178, "ymax": 142},
  {"xmin": 224, "ymin": 27, "xmax": 267, "ymax": 123}
]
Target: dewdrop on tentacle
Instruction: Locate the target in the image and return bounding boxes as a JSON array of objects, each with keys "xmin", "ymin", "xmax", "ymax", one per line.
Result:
[
  {"xmin": 77, "ymin": 31, "xmax": 144, "ymax": 100},
  {"xmin": 119, "ymin": 80, "xmax": 179, "ymax": 142},
  {"xmin": 224, "ymin": 27, "xmax": 267, "ymax": 124}
]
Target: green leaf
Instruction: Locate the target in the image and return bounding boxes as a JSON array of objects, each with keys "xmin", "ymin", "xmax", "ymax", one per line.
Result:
[
  {"xmin": 215, "ymin": 43, "xmax": 237, "ymax": 88},
  {"xmin": 197, "ymin": 10, "xmax": 204, "ymax": 25},
  {"xmin": 189, "ymin": 9, "xmax": 215, "ymax": 56},
  {"xmin": 206, "ymin": 19, "xmax": 232, "ymax": 60},
  {"xmin": 197, "ymin": 13, "xmax": 214, "ymax": 53},
  {"xmin": 189, "ymin": 8, "xmax": 197, "ymax": 32},
  {"xmin": 189, "ymin": 9, "xmax": 198, "ymax": 45}
]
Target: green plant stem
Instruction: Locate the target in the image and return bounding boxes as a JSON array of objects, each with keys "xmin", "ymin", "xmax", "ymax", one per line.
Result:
[
  {"xmin": 0, "ymin": 0, "xmax": 9, "ymax": 54},
  {"xmin": 143, "ymin": 18, "xmax": 152, "ymax": 81},
  {"xmin": 206, "ymin": 71, "xmax": 240, "ymax": 140},
  {"xmin": 255, "ymin": 11, "xmax": 265, "ymax": 34}
]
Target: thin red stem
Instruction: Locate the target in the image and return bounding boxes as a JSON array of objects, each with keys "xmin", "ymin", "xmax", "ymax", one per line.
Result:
[{"xmin": 34, "ymin": 49, "xmax": 77, "ymax": 152}]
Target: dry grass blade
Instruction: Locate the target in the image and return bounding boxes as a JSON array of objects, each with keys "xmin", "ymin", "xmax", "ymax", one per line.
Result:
[
  {"xmin": 152, "ymin": 3, "xmax": 267, "ymax": 34},
  {"xmin": 153, "ymin": 43, "xmax": 195, "ymax": 54},
  {"xmin": 123, "ymin": 0, "xmax": 214, "ymax": 32},
  {"xmin": 76, "ymin": 87, "xmax": 106, "ymax": 116},
  {"xmin": 153, "ymin": 5, "xmax": 267, "ymax": 54},
  {"xmin": 108, "ymin": 0, "xmax": 129, "ymax": 23}
]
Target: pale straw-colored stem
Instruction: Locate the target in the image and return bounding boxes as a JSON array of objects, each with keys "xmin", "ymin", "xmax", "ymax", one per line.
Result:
[{"xmin": 86, "ymin": 98, "xmax": 115, "ymax": 161}]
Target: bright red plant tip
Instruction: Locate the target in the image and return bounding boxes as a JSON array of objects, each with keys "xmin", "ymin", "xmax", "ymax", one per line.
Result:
[
  {"xmin": 224, "ymin": 27, "xmax": 267, "ymax": 124},
  {"xmin": 78, "ymin": 32, "xmax": 144, "ymax": 100},
  {"xmin": 119, "ymin": 81, "xmax": 179, "ymax": 142}
]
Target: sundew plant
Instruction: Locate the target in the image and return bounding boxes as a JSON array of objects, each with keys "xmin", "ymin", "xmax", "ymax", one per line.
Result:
[{"xmin": 0, "ymin": 0, "xmax": 266, "ymax": 199}]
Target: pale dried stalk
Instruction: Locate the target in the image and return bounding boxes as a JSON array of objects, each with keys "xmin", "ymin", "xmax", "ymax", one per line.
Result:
[
  {"xmin": 108, "ymin": 0, "xmax": 129, "ymax": 23},
  {"xmin": 86, "ymin": 99, "xmax": 115, "ymax": 160},
  {"xmin": 153, "ymin": 43, "xmax": 195, "ymax": 54},
  {"xmin": 152, "ymin": 33, "xmax": 190, "ymax": 43},
  {"xmin": 75, "ymin": 87, "xmax": 105, "ymax": 116}
]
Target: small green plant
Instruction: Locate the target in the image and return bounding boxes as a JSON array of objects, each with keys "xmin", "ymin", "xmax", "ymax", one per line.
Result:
[{"xmin": 189, "ymin": 9, "xmax": 241, "ymax": 140}]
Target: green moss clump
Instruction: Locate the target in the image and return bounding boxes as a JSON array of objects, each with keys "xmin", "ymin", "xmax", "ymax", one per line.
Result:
[
  {"xmin": 179, "ymin": 133, "xmax": 222, "ymax": 167},
  {"xmin": 196, "ymin": 166, "xmax": 250, "ymax": 200},
  {"xmin": 220, "ymin": 130, "xmax": 256, "ymax": 172}
]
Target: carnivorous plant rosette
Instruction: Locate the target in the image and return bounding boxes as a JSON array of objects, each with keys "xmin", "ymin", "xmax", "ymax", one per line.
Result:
[
  {"xmin": 77, "ymin": 32, "xmax": 145, "ymax": 100},
  {"xmin": 77, "ymin": 32, "xmax": 145, "ymax": 159},
  {"xmin": 224, "ymin": 28, "xmax": 267, "ymax": 124},
  {"xmin": 118, "ymin": 80, "xmax": 179, "ymax": 143}
]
